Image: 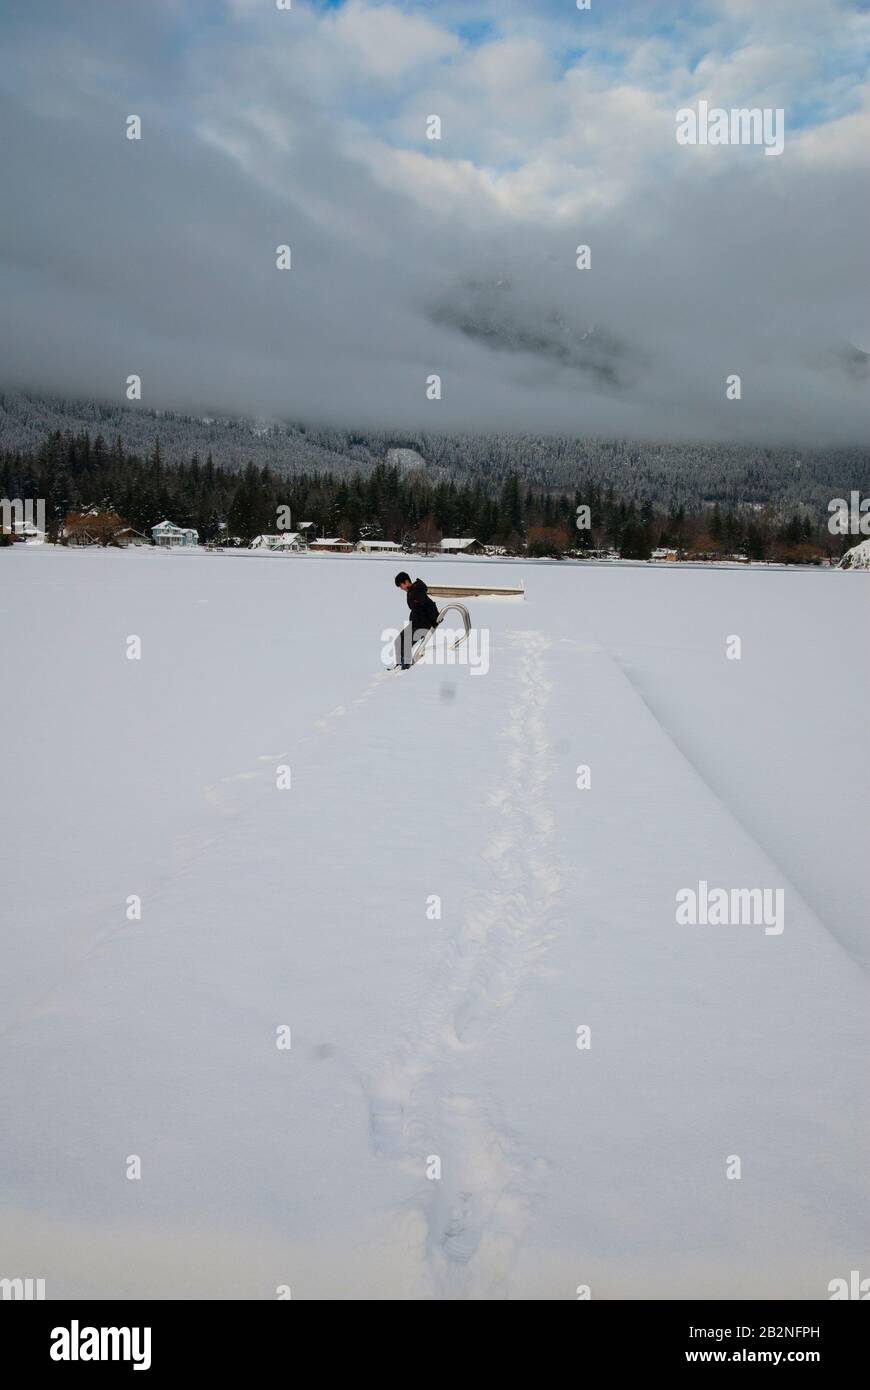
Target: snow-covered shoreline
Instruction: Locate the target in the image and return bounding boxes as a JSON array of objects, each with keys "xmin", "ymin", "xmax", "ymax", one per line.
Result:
[{"xmin": 4, "ymin": 542, "xmax": 858, "ymax": 574}]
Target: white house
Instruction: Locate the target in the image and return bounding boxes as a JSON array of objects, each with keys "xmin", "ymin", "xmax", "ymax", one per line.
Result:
[
  {"xmin": 151, "ymin": 520, "xmax": 199, "ymax": 548},
  {"xmin": 2, "ymin": 498, "xmax": 46, "ymax": 543},
  {"xmin": 440, "ymin": 537, "xmax": 485, "ymax": 555},
  {"xmin": 250, "ymin": 532, "xmax": 306, "ymax": 551},
  {"xmin": 357, "ymin": 540, "xmax": 401, "ymax": 553},
  {"xmin": 310, "ymin": 538, "xmax": 353, "ymax": 553}
]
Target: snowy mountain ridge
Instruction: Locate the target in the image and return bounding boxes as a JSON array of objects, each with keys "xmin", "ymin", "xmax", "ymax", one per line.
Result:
[{"xmin": 3, "ymin": 389, "xmax": 870, "ymax": 509}]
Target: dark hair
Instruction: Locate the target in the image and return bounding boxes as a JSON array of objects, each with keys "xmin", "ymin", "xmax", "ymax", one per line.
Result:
[{"xmin": 394, "ymin": 571, "xmax": 411, "ymax": 586}]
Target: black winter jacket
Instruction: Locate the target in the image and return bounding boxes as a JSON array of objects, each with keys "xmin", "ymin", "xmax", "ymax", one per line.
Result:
[{"xmin": 406, "ymin": 578, "xmax": 439, "ymax": 633}]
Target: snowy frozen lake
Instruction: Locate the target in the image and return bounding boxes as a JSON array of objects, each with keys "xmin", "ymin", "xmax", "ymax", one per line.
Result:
[{"xmin": 1, "ymin": 546, "xmax": 869, "ymax": 1299}]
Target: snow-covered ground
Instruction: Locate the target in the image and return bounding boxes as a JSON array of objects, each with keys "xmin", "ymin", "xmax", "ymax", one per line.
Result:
[
  {"xmin": 840, "ymin": 537, "xmax": 870, "ymax": 570},
  {"xmin": 1, "ymin": 546, "xmax": 869, "ymax": 1300}
]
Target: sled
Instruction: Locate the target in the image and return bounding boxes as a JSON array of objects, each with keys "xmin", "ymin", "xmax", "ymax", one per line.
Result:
[
  {"xmin": 390, "ymin": 603, "xmax": 472, "ymax": 669},
  {"xmin": 426, "ymin": 582, "xmax": 523, "ymax": 599}
]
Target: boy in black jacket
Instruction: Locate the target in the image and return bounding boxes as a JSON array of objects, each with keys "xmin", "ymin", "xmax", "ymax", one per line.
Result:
[{"xmin": 394, "ymin": 572, "xmax": 439, "ymax": 667}]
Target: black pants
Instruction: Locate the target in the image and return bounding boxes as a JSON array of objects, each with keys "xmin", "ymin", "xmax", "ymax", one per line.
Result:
[{"xmin": 396, "ymin": 620, "xmax": 435, "ymax": 666}]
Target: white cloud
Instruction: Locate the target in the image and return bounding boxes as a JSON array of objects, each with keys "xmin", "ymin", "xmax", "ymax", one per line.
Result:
[
  {"xmin": 328, "ymin": 0, "xmax": 460, "ymax": 79},
  {"xmin": 0, "ymin": 0, "xmax": 868, "ymax": 443}
]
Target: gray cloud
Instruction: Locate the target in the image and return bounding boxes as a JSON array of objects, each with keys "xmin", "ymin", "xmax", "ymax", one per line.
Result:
[{"xmin": 1, "ymin": 0, "xmax": 869, "ymax": 444}]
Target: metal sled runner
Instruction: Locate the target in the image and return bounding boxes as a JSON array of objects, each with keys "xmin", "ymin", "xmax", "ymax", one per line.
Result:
[{"xmin": 408, "ymin": 602, "xmax": 472, "ymax": 666}]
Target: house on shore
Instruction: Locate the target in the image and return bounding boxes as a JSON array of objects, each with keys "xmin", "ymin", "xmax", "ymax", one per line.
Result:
[
  {"xmin": 251, "ymin": 532, "xmax": 307, "ymax": 551},
  {"xmin": 357, "ymin": 539, "xmax": 401, "ymax": 553},
  {"xmin": 1, "ymin": 499, "xmax": 46, "ymax": 543},
  {"xmin": 310, "ymin": 538, "xmax": 353, "ymax": 553},
  {"xmin": 114, "ymin": 527, "xmax": 152, "ymax": 548},
  {"xmin": 440, "ymin": 537, "xmax": 485, "ymax": 555},
  {"xmin": 151, "ymin": 520, "xmax": 199, "ymax": 548}
]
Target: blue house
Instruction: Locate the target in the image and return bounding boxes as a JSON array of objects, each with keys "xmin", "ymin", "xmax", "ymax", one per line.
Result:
[{"xmin": 151, "ymin": 520, "xmax": 199, "ymax": 548}]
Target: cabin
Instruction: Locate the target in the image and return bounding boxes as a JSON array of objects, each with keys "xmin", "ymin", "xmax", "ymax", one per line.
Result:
[
  {"xmin": 250, "ymin": 532, "xmax": 307, "ymax": 551},
  {"xmin": 114, "ymin": 527, "xmax": 152, "ymax": 548},
  {"xmin": 440, "ymin": 538, "xmax": 485, "ymax": 555},
  {"xmin": 357, "ymin": 540, "xmax": 401, "ymax": 553},
  {"xmin": 310, "ymin": 538, "xmax": 353, "ymax": 553},
  {"xmin": 151, "ymin": 520, "xmax": 199, "ymax": 548}
]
